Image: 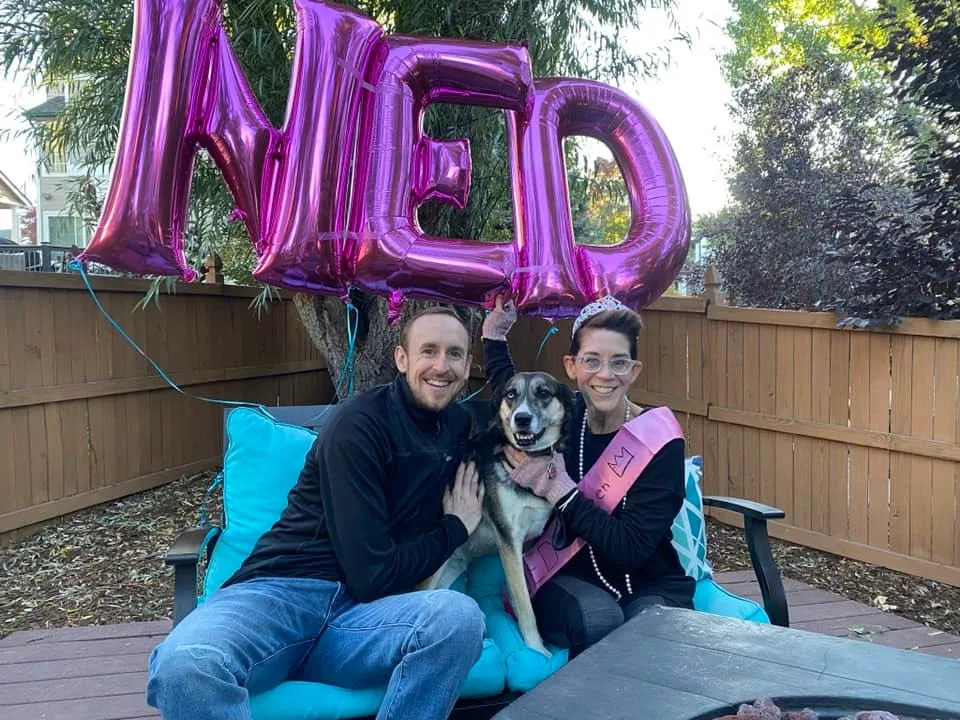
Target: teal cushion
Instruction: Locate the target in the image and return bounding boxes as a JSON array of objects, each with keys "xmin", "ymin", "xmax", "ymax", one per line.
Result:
[
  {"xmin": 466, "ymin": 555, "xmax": 569, "ymax": 692},
  {"xmin": 693, "ymin": 577, "xmax": 770, "ymax": 623},
  {"xmin": 249, "ymin": 638, "xmax": 505, "ymax": 720},
  {"xmin": 671, "ymin": 456, "xmax": 713, "ymax": 581},
  {"xmin": 201, "ymin": 408, "xmax": 318, "ymax": 600},
  {"xmin": 250, "ymin": 683, "xmax": 383, "ymax": 720}
]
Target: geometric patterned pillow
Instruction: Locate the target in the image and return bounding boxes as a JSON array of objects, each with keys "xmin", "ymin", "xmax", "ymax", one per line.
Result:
[{"xmin": 670, "ymin": 455, "xmax": 713, "ymax": 581}]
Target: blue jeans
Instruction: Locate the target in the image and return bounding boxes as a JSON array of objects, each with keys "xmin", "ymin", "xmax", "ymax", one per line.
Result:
[{"xmin": 146, "ymin": 577, "xmax": 485, "ymax": 720}]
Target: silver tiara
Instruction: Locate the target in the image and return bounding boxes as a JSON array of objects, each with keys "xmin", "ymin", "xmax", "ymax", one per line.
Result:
[{"xmin": 572, "ymin": 295, "xmax": 630, "ymax": 336}]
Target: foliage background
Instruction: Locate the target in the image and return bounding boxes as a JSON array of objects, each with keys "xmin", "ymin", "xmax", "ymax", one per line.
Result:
[{"xmin": 696, "ymin": 0, "xmax": 959, "ymax": 326}]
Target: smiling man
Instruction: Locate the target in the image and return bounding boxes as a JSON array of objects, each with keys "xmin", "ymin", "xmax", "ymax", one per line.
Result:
[{"xmin": 147, "ymin": 306, "xmax": 487, "ymax": 720}]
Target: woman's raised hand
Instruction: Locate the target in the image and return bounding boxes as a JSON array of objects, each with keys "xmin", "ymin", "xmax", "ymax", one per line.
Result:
[{"xmin": 481, "ymin": 294, "xmax": 518, "ymax": 341}]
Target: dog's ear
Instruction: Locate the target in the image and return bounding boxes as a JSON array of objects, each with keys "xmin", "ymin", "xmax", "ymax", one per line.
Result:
[
  {"xmin": 488, "ymin": 380, "xmax": 507, "ymax": 433},
  {"xmin": 556, "ymin": 381, "xmax": 577, "ymax": 453}
]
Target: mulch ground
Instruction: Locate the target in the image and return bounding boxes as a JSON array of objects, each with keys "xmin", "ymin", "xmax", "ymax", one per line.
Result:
[{"xmin": 1, "ymin": 470, "xmax": 958, "ymax": 639}]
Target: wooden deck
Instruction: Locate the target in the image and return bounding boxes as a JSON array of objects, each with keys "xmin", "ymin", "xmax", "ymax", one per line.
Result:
[
  {"xmin": 719, "ymin": 570, "xmax": 960, "ymax": 659},
  {"xmin": 1, "ymin": 571, "xmax": 957, "ymax": 720}
]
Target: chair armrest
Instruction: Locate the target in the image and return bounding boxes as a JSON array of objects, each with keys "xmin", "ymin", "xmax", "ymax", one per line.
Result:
[
  {"xmin": 166, "ymin": 526, "xmax": 221, "ymax": 566},
  {"xmin": 702, "ymin": 496, "xmax": 785, "ymax": 520},
  {"xmin": 165, "ymin": 526, "xmax": 221, "ymax": 627},
  {"xmin": 703, "ymin": 497, "xmax": 789, "ymax": 628}
]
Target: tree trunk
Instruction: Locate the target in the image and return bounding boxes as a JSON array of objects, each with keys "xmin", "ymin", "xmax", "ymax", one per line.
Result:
[{"xmin": 293, "ymin": 291, "xmax": 483, "ymax": 401}]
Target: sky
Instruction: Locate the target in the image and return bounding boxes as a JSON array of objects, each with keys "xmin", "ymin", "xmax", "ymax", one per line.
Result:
[
  {"xmin": 0, "ymin": 0, "xmax": 734, "ymax": 230},
  {"xmin": 0, "ymin": 71, "xmax": 44, "ymax": 230},
  {"xmin": 620, "ymin": 0, "xmax": 735, "ymax": 218},
  {"xmin": 0, "ymin": 71, "xmax": 44, "ymax": 195}
]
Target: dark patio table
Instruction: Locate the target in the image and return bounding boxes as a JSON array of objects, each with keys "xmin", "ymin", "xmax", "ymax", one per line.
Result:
[{"xmin": 493, "ymin": 607, "xmax": 960, "ymax": 720}]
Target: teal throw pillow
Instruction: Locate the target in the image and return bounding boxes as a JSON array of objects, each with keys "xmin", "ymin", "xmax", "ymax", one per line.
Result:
[
  {"xmin": 671, "ymin": 455, "xmax": 713, "ymax": 582},
  {"xmin": 201, "ymin": 407, "xmax": 318, "ymax": 600}
]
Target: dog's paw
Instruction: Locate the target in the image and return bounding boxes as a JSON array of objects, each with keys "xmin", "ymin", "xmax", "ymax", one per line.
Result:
[{"xmin": 528, "ymin": 640, "xmax": 552, "ymax": 658}]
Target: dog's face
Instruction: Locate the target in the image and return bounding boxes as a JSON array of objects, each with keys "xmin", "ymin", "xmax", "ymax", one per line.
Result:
[{"xmin": 495, "ymin": 372, "xmax": 574, "ymax": 452}]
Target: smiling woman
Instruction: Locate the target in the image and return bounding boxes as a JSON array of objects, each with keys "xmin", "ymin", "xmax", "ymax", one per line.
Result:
[{"xmin": 481, "ymin": 294, "xmax": 695, "ymax": 657}]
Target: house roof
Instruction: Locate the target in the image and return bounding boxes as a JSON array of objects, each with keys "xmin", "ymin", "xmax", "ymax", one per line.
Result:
[
  {"xmin": 0, "ymin": 169, "xmax": 30, "ymax": 209},
  {"xmin": 23, "ymin": 95, "xmax": 66, "ymax": 119}
]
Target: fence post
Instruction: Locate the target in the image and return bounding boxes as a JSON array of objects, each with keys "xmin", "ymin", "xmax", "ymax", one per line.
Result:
[
  {"xmin": 202, "ymin": 253, "xmax": 224, "ymax": 284},
  {"xmin": 40, "ymin": 245, "xmax": 54, "ymax": 272},
  {"xmin": 703, "ymin": 264, "xmax": 727, "ymax": 306}
]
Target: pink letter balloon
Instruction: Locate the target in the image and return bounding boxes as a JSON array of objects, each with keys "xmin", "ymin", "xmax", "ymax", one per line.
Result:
[
  {"xmin": 79, "ymin": 0, "xmax": 691, "ymax": 319},
  {"xmin": 507, "ymin": 79, "xmax": 691, "ymax": 318},
  {"xmin": 354, "ymin": 36, "xmax": 532, "ymax": 311}
]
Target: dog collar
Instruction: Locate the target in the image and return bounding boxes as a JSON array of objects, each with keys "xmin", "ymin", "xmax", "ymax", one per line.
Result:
[{"xmin": 497, "ymin": 446, "xmax": 554, "ymax": 470}]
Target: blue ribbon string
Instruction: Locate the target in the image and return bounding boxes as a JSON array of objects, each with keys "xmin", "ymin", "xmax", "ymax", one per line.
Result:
[
  {"xmin": 68, "ymin": 259, "xmax": 281, "ymax": 417},
  {"xmin": 329, "ymin": 301, "xmax": 359, "ymax": 400},
  {"xmin": 457, "ymin": 381, "xmax": 487, "ymax": 404},
  {"xmin": 69, "ymin": 259, "xmax": 365, "ymax": 521},
  {"xmin": 536, "ymin": 325, "xmax": 559, "ymax": 360},
  {"xmin": 197, "ymin": 471, "xmax": 224, "ymax": 526}
]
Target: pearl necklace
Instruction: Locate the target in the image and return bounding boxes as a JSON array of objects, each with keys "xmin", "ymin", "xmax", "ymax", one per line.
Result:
[{"xmin": 581, "ymin": 396, "xmax": 632, "ymax": 601}]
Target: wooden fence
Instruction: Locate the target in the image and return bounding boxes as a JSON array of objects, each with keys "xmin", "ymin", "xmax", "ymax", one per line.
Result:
[
  {"xmin": 509, "ymin": 294, "xmax": 960, "ymax": 586},
  {"xmin": 3, "ymin": 267, "xmax": 958, "ymax": 586},
  {"xmin": 0, "ymin": 271, "xmax": 330, "ymax": 542}
]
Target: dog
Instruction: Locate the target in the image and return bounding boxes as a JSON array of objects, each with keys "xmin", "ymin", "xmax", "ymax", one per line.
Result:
[{"xmin": 421, "ymin": 371, "xmax": 575, "ymax": 657}]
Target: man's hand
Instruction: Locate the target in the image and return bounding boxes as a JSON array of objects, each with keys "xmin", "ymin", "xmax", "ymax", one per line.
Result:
[
  {"xmin": 509, "ymin": 452, "xmax": 578, "ymax": 506},
  {"xmin": 444, "ymin": 460, "xmax": 485, "ymax": 535},
  {"xmin": 481, "ymin": 295, "xmax": 518, "ymax": 341}
]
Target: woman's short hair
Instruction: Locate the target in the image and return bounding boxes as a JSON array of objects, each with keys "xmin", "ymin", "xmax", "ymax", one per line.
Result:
[{"xmin": 569, "ymin": 309, "xmax": 643, "ymax": 360}]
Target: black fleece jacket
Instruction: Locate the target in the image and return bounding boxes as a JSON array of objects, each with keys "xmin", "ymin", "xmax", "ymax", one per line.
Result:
[
  {"xmin": 224, "ymin": 376, "xmax": 472, "ymax": 602},
  {"xmin": 484, "ymin": 339, "xmax": 694, "ymax": 606}
]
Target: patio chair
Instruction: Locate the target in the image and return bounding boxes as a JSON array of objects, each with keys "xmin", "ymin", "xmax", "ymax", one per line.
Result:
[{"xmin": 165, "ymin": 402, "xmax": 789, "ymax": 720}]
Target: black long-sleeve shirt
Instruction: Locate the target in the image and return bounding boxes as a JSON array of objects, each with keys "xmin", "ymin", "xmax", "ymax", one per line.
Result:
[
  {"xmin": 484, "ymin": 339, "xmax": 695, "ymax": 606},
  {"xmin": 224, "ymin": 376, "xmax": 471, "ymax": 602}
]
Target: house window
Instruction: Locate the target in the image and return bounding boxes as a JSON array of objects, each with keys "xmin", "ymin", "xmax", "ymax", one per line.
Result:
[
  {"xmin": 42, "ymin": 146, "xmax": 69, "ymax": 176},
  {"xmin": 45, "ymin": 214, "xmax": 87, "ymax": 247}
]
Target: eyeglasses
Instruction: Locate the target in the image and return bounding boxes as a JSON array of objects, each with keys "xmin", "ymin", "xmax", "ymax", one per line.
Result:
[{"xmin": 576, "ymin": 355, "xmax": 638, "ymax": 376}]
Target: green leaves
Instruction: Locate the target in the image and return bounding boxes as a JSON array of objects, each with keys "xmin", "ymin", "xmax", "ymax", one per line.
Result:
[
  {"xmin": 710, "ymin": 0, "xmax": 959, "ymax": 323},
  {"xmin": 724, "ymin": 0, "xmax": 886, "ymax": 87}
]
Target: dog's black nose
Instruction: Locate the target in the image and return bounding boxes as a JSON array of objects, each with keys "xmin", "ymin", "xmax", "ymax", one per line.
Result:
[{"xmin": 514, "ymin": 412, "xmax": 532, "ymax": 429}]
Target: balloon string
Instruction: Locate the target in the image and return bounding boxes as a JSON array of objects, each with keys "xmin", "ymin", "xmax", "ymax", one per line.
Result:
[
  {"xmin": 296, "ymin": 301, "xmax": 360, "ymax": 424},
  {"xmin": 460, "ymin": 322, "xmax": 559, "ymax": 406},
  {"xmin": 346, "ymin": 302, "xmax": 358, "ymax": 396},
  {"xmin": 458, "ymin": 381, "xmax": 487, "ymax": 404},
  {"xmin": 198, "ymin": 471, "xmax": 224, "ymax": 527},
  {"xmin": 70, "ymin": 257, "xmax": 558, "ymax": 416},
  {"xmin": 331, "ymin": 300, "xmax": 359, "ymax": 399},
  {"xmin": 67, "ymin": 258, "xmax": 360, "ymax": 414},
  {"xmin": 66, "ymin": 259, "xmax": 277, "ymax": 417},
  {"xmin": 458, "ymin": 327, "xmax": 558, "ymax": 405},
  {"xmin": 536, "ymin": 325, "xmax": 559, "ymax": 360}
]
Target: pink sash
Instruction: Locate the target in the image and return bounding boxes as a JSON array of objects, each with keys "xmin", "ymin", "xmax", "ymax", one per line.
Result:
[{"xmin": 522, "ymin": 406, "xmax": 684, "ymax": 596}]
